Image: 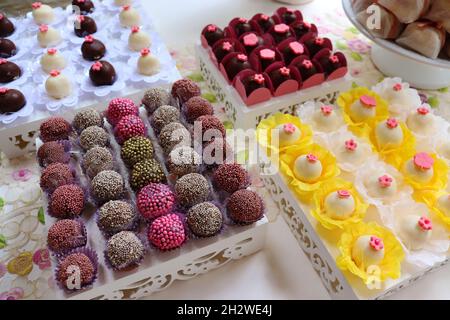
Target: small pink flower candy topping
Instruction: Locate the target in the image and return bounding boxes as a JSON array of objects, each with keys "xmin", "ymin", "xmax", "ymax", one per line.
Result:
[
  {"xmin": 280, "ymin": 67, "xmax": 290, "ymax": 76},
  {"xmin": 39, "ymin": 24, "xmax": 49, "ymax": 33},
  {"xmin": 369, "ymin": 236, "xmax": 384, "ymax": 251},
  {"xmin": 222, "ymin": 42, "xmax": 232, "ymax": 51},
  {"xmin": 50, "ymin": 70, "xmax": 60, "ymax": 77},
  {"xmin": 274, "ymin": 23, "xmax": 289, "ymax": 34},
  {"xmin": 140, "ymin": 48, "xmax": 150, "ymax": 56},
  {"xmin": 378, "ymin": 175, "xmax": 393, "ymax": 188},
  {"xmin": 418, "ymin": 216, "xmax": 432, "ymax": 231},
  {"xmin": 0, "ymin": 87, "xmax": 9, "ymax": 94},
  {"xmin": 131, "ymin": 26, "xmax": 140, "ymax": 33},
  {"xmin": 321, "ymin": 105, "xmax": 333, "ymax": 116},
  {"xmin": 329, "ymin": 55, "xmax": 339, "ymax": 64},
  {"xmin": 77, "ymin": 15, "xmax": 85, "ymax": 22},
  {"xmin": 393, "ymin": 83, "xmax": 402, "ymax": 91},
  {"xmin": 345, "ymin": 139, "xmax": 358, "ymax": 151},
  {"xmin": 260, "ymin": 14, "xmax": 270, "ymax": 21},
  {"xmin": 283, "ymin": 123, "xmax": 296, "ymax": 134},
  {"xmin": 314, "ymin": 38, "xmax": 324, "ymax": 45},
  {"xmin": 417, "ymin": 106, "xmax": 429, "ymax": 115},
  {"xmin": 238, "ymin": 17, "xmax": 247, "ymax": 23},
  {"xmin": 122, "ymin": 5, "xmax": 130, "ymax": 10},
  {"xmin": 243, "ymin": 33, "xmax": 258, "ymax": 46},
  {"xmin": 77, "ymin": 0, "xmax": 85, "ymax": 3},
  {"xmin": 302, "ymin": 59, "xmax": 313, "ymax": 69},
  {"xmin": 337, "ymin": 189, "xmax": 351, "ymax": 199},
  {"xmin": 303, "ymin": 21, "xmax": 311, "ymax": 28},
  {"xmin": 0, "ymin": 59, "xmax": 7, "ymax": 65},
  {"xmin": 237, "ymin": 54, "xmax": 248, "ymax": 62},
  {"xmin": 47, "ymin": 48, "xmax": 57, "ymax": 55},
  {"xmin": 386, "ymin": 118, "xmax": 399, "ymax": 129},
  {"xmin": 32, "ymin": 2, "xmax": 42, "ymax": 9},
  {"xmin": 260, "ymin": 48, "xmax": 275, "ymax": 60},
  {"xmin": 253, "ymin": 74, "xmax": 265, "ymax": 84},
  {"xmin": 306, "ymin": 153, "xmax": 318, "ymax": 163},
  {"xmin": 413, "ymin": 152, "xmax": 434, "ymax": 171},
  {"xmin": 359, "ymin": 95, "xmax": 376, "ymax": 108},
  {"xmin": 84, "ymin": 35, "xmax": 94, "ymax": 43},
  {"xmin": 0, "ymin": 14, "xmax": 4, "ymax": 20},
  {"xmin": 206, "ymin": 24, "xmax": 217, "ymax": 32},
  {"xmin": 289, "ymin": 41, "xmax": 304, "ymax": 55},
  {"xmin": 92, "ymin": 61, "xmax": 102, "ymax": 71}
]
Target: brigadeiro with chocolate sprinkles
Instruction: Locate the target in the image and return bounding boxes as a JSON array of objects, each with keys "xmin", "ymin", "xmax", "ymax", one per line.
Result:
[
  {"xmin": 148, "ymin": 213, "xmax": 186, "ymax": 251},
  {"xmin": 159, "ymin": 122, "xmax": 191, "ymax": 154},
  {"xmin": 106, "ymin": 97, "xmax": 139, "ymax": 126},
  {"xmin": 40, "ymin": 163, "xmax": 74, "ymax": 193},
  {"xmin": 82, "ymin": 146, "xmax": 114, "ymax": 178},
  {"xmin": 152, "ymin": 105, "xmax": 180, "ymax": 131},
  {"xmin": 98, "ymin": 200, "xmax": 137, "ymax": 235},
  {"xmin": 227, "ymin": 189, "xmax": 264, "ymax": 224},
  {"xmin": 105, "ymin": 231, "xmax": 145, "ymax": 270},
  {"xmin": 171, "ymin": 78, "xmax": 201, "ymax": 103},
  {"xmin": 79, "ymin": 125, "xmax": 109, "ymax": 151},
  {"xmin": 47, "ymin": 219, "xmax": 87, "ymax": 254},
  {"xmin": 196, "ymin": 115, "xmax": 226, "ymax": 140},
  {"xmin": 91, "ymin": 170, "xmax": 124, "ymax": 203},
  {"xmin": 175, "ymin": 173, "xmax": 210, "ymax": 207},
  {"xmin": 203, "ymin": 138, "xmax": 233, "ymax": 166},
  {"xmin": 167, "ymin": 146, "xmax": 202, "ymax": 177},
  {"xmin": 141, "ymin": 87, "xmax": 171, "ymax": 114},
  {"xmin": 184, "ymin": 96, "xmax": 213, "ymax": 123},
  {"xmin": 40, "ymin": 117, "xmax": 71, "ymax": 142},
  {"xmin": 73, "ymin": 108, "xmax": 102, "ymax": 132},
  {"xmin": 130, "ymin": 158, "xmax": 165, "ymax": 191},
  {"xmin": 49, "ymin": 184, "xmax": 85, "ymax": 218},
  {"xmin": 213, "ymin": 163, "xmax": 250, "ymax": 193},
  {"xmin": 187, "ymin": 202, "xmax": 223, "ymax": 237},
  {"xmin": 115, "ymin": 114, "xmax": 146, "ymax": 144},
  {"xmin": 137, "ymin": 183, "xmax": 175, "ymax": 220},
  {"xmin": 56, "ymin": 249, "xmax": 97, "ymax": 290},
  {"xmin": 121, "ymin": 136, "xmax": 153, "ymax": 167},
  {"xmin": 37, "ymin": 141, "xmax": 70, "ymax": 167}
]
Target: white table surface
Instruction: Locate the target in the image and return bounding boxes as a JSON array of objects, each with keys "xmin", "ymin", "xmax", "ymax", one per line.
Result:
[{"xmin": 142, "ymin": 0, "xmax": 450, "ymax": 300}]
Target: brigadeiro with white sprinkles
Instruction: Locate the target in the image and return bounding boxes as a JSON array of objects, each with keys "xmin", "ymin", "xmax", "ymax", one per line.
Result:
[
  {"xmin": 91, "ymin": 170, "xmax": 124, "ymax": 203},
  {"xmin": 105, "ymin": 231, "xmax": 145, "ymax": 271}
]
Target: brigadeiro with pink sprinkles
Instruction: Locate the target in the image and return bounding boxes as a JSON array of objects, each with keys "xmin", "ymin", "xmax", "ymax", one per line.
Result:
[
  {"xmin": 106, "ymin": 97, "xmax": 139, "ymax": 126},
  {"xmin": 114, "ymin": 114, "xmax": 145, "ymax": 144},
  {"xmin": 47, "ymin": 219, "xmax": 87, "ymax": 254},
  {"xmin": 148, "ymin": 213, "xmax": 186, "ymax": 251},
  {"xmin": 171, "ymin": 78, "xmax": 201, "ymax": 103},
  {"xmin": 40, "ymin": 162, "xmax": 74, "ymax": 193},
  {"xmin": 137, "ymin": 183, "xmax": 175, "ymax": 220},
  {"xmin": 49, "ymin": 184, "xmax": 85, "ymax": 218}
]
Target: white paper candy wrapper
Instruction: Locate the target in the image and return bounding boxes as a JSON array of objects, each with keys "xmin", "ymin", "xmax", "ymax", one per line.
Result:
[
  {"xmin": 35, "ymin": 77, "xmax": 80, "ymax": 112},
  {"xmin": 0, "ymin": 85, "xmax": 34, "ymax": 125},
  {"xmin": 297, "ymin": 101, "xmax": 346, "ymax": 135}
]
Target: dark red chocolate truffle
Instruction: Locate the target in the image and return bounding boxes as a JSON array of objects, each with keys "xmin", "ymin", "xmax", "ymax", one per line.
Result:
[
  {"xmin": 50, "ymin": 184, "xmax": 84, "ymax": 218},
  {"xmin": 269, "ymin": 23, "xmax": 293, "ymax": 44},
  {"xmin": 281, "ymin": 41, "xmax": 306, "ymax": 65},
  {"xmin": 242, "ymin": 73, "xmax": 267, "ymax": 96},
  {"xmin": 57, "ymin": 252, "xmax": 95, "ymax": 289},
  {"xmin": 81, "ymin": 36, "xmax": 105, "ymax": 61},
  {"xmin": 280, "ymin": 9, "xmax": 301, "ymax": 25},
  {"xmin": 0, "ymin": 38, "xmax": 16, "ymax": 58},
  {"xmin": 227, "ymin": 189, "xmax": 264, "ymax": 224},
  {"xmin": 213, "ymin": 40, "xmax": 239, "ymax": 63},
  {"xmin": 233, "ymin": 18, "xmax": 253, "ymax": 37},
  {"xmin": 89, "ymin": 60, "xmax": 116, "ymax": 86},
  {"xmin": 185, "ymin": 96, "xmax": 213, "ymax": 123},
  {"xmin": 72, "ymin": 0, "xmax": 95, "ymax": 15},
  {"xmin": 0, "ymin": 13, "xmax": 15, "ymax": 37},
  {"xmin": 293, "ymin": 59, "xmax": 318, "ymax": 81},
  {"xmin": 214, "ymin": 163, "xmax": 249, "ymax": 193},
  {"xmin": 40, "ymin": 163, "xmax": 74, "ymax": 193},
  {"xmin": 0, "ymin": 58, "xmax": 21, "ymax": 83},
  {"xmin": 257, "ymin": 48, "xmax": 279, "ymax": 71},
  {"xmin": 40, "ymin": 117, "xmax": 71, "ymax": 142},
  {"xmin": 47, "ymin": 219, "xmax": 86, "ymax": 254},
  {"xmin": 291, "ymin": 21, "xmax": 316, "ymax": 39},
  {"xmin": 197, "ymin": 115, "xmax": 226, "ymax": 140},
  {"xmin": 269, "ymin": 66, "xmax": 293, "ymax": 89},
  {"xmin": 171, "ymin": 78, "xmax": 201, "ymax": 103},
  {"xmin": 224, "ymin": 53, "xmax": 252, "ymax": 81},
  {"xmin": 318, "ymin": 53, "xmax": 344, "ymax": 76},
  {"xmin": 304, "ymin": 37, "xmax": 328, "ymax": 58},
  {"xmin": 37, "ymin": 141, "xmax": 69, "ymax": 167},
  {"xmin": 253, "ymin": 14, "xmax": 275, "ymax": 33},
  {"xmin": 74, "ymin": 15, "xmax": 97, "ymax": 37},
  {"xmin": 241, "ymin": 32, "xmax": 264, "ymax": 55},
  {"xmin": 0, "ymin": 87, "xmax": 25, "ymax": 114},
  {"xmin": 202, "ymin": 24, "xmax": 224, "ymax": 47}
]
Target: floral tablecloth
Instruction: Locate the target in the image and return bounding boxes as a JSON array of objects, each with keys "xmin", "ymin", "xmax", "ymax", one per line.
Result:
[{"xmin": 0, "ymin": 6, "xmax": 449, "ymax": 300}]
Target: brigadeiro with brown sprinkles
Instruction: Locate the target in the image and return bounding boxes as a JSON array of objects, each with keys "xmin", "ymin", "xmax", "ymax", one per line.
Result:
[
  {"xmin": 82, "ymin": 146, "xmax": 114, "ymax": 178},
  {"xmin": 79, "ymin": 125, "xmax": 109, "ymax": 151},
  {"xmin": 130, "ymin": 158, "xmax": 166, "ymax": 191},
  {"xmin": 49, "ymin": 184, "xmax": 85, "ymax": 218},
  {"xmin": 105, "ymin": 231, "xmax": 145, "ymax": 271},
  {"xmin": 121, "ymin": 136, "xmax": 153, "ymax": 167},
  {"xmin": 213, "ymin": 163, "xmax": 250, "ymax": 193},
  {"xmin": 152, "ymin": 105, "xmax": 180, "ymax": 131},
  {"xmin": 226, "ymin": 189, "xmax": 264, "ymax": 224},
  {"xmin": 91, "ymin": 170, "xmax": 124, "ymax": 203},
  {"xmin": 37, "ymin": 141, "xmax": 70, "ymax": 167},
  {"xmin": 47, "ymin": 219, "xmax": 87, "ymax": 254},
  {"xmin": 187, "ymin": 202, "xmax": 223, "ymax": 237},
  {"xmin": 175, "ymin": 173, "xmax": 210, "ymax": 207},
  {"xmin": 56, "ymin": 249, "xmax": 97, "ymax": 290},
  {"xmin": 167, "ymin": 146, "xmax": 202, "ymax": 177},
  {"xmin": 40, "ymin": 117, "xmax": 71, "ymax": 142},
  {"xmin": 141, "ymin": 87, "xmax": 171, "ymax": 114},
  {"xmin": 171, "ymin": 78, "xmax": 201, "ymax": 103},
  {"xmin": 40, "ymin": 163, "xmax": 74, "ymax": 193},
  {"xmin": 196, "ymin": 115, "xmax": 226, "ymax": 140},
  {"xmin": 97, "ymin": 200, "xmax": 137, "ymax": 235},
  {"xmin": 159, "ymin": 122, "xmax": 191, "ymax": 154},
  {"xmin": 73, "ymin": 108, "xmax": 102, "ymax": 132},
  {"xmin": 184, "ymin": 96, "xmax": 214, "ymax": 123}
]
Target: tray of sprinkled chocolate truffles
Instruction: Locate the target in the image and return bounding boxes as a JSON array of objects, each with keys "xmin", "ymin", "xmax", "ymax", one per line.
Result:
[
  {"xmin": 36, "ymin": 78, "xmax": 268, "ymax": 300},
  {"xmin": 196, "ymin": 6, "xmax": 352, "ymax": 130},
  {"xmin": 0, "ymin": 0, "xmax": 180, "ymax": 158}
]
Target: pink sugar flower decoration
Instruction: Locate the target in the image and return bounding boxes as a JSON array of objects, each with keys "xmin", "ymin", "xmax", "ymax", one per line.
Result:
[
  {"xmin": 418, "ymin": 216, "xmax": 432, "ymax": 231},
  {"xmin": 260, "ymin": 48, "xmax": 275, "ymax": 60},
  {"xmin": 0, "ymin": 14, "xmax": 4, "ymax": 20},
  {"xmin": 417, "ymin": 106, "xmax": 429, "ymax": 115},
  {"xmin": 289, "ymin": 41, "xmax": 304, "ymax": 55},
  {"xmin": 345, "ymin": 139, "xmax": 357, "ymax": 151},
  {"xmin": 306, "ymin": 153, "xmax": 318, "ymax": 163},
  {"xmin": 92, "ymin": 61, "xmax": 102, "ymax": 71},
  {"xmin": 378, "ymin": 175, "xmax": 393, "ymax": 188},
  {"xmin": 253, "ymin": 74, "xmax": 265, "ymax": 84},
  {"xmin": 260, "ymin": 14, "xmax": 269, "ymax": 21},
  {"xmin": 222, "ymin": 42, "xmax": 232, "ymax": 51},
  {"xmin": 238, "ymin": 17, "xmax": 247, "ymax": 23},
  {"xmin": 243, "ymin": 33, "xmax": 258, "ymax": 46},
  {"xmin": 329, "ymin": 55, "xmax": 339, "ymax": 63},
  {"xmin": 274, "ymin": 23, "xmax": 289, "ymax": 33},
  {"xmin": 393, "ymin": 83, "xmax": 402, "ymax": 91},
  {"xmin": 337, "ymin": 190, "xmax": 351, "ymax": 199},
  {"xmin": 0, "ymin": 87, "xmax": 9, "ymax": 94},
  {"xmin": 369, "ymin": 236, "xmax": 384, "ymax": 251},
  {"xmin": 314, "ymin": 37, "xmax": 324, "ymax": 45},
  {"xmin": 140, "ymin": 48, "xmax": 150, "ymax": 56},
  {"xmin": 32, "ymin": 2, "xmax": 42, "ymax": 9},
  {"xmin": 386, "ymin": 118, "xmax": 399, "ymax": 129},
  {"xmin": 0, "ymin": 59, "xmax": 7, "ymax": 65},
  {"xmin": 77, "ymin": 15, "xmax": 85, "ymax": 22},
  {"xmin": 321, "ymin": 105, "xmax": 333, "ymax": 115},
  {"xmin": 122, "ymin": 5, "xmax": 130, "ymax": 10},
  {"xmin": 237, "ymin": 54, "xmax": 247, "ymax": 62},
  {"xmin": 359, "ymin": 95, "xmax": 376, "ymax": 108},
  {"xmin": 50, "ymin": 70, "xmax": 60, "ymax": 77},
  {"xmin": 131, "ymin": 26, "xmax": 140, "ymax": 33},
  {"xmin": 302, "ymin": 60, "xmax": 313, "ymax": 69},
  {"xmin": 283, "ymin": 123, "xmax": 296, "ymax": 134},
  {"xmin": 413, "ymin": 152, "xmax": 434, "ymax": 170},
  {"xmin": 39, "ymin": 24, "xmax": 49, "ymax": 33},
  {"xmin": 280, "ymin": 67, "xmax": 290, "ymax": 76},
  {"xmin": 47, "ymin": 48, "xmax": 57, "ymax": 55},
  {"xmin": 84, "ymin": 35, "xmax": 94, "ymax": 42},
  {"xmin": 206, "ymin": 24, "xmax": 217, "ymax": 32}
]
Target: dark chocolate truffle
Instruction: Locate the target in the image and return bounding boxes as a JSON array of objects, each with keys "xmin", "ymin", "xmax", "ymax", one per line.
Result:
[
  {"xmin": 72, "ymin": 0, "xmax": 95, "ymax": 15},
  {"xmin": 98, "ymin": 200, "xmax": 137, "ymax": 234},
  {"xmin": 0, "ymin": 13, "xmax": 15, "ymax": 38},
  {"xmin": 106, "ymin": 231, "xmax": 144, "ymax": 270},
  {"xmin": 79, "ymin": 126, "xmax": 109, "ymax": 150},
  {"xmin": 293, "ymin": 59, "xmax": 318, "ymax": 81},
  {"xmin": 159, "ymin": 122, "xmax": 191, "ymax": 154},
  {"xmin": 107, "ymin": 97, "xmax": 138, "ymax": 126},
  {"xmin": 213, "ymin": 40, "xmax": 240, "ymax": 63},
  {"xmin": 0, "ymin": 87, "xmax": 26, "ymax": 114},
  {"xmin": 269, "ymin": 23, "xmax": 293, "ymax": 44},
  {"xmin": 318, "ymin": 53, "xmax": 344, "ymax": 76},
  {"xmin": 148, "ymin": 213, "xmax": 186, "ymax": 251},
  {"xmin": 187, "ymin": 202, "xmax": 223, "ymax": 237},
  {"xmin": 152, "ymin": 105, "xmax": 180, "ymax": 131},
  {"xmin": 121, "ymin": 136, "xmax": 154, "ymax": 167},
  {"xmin": 74, "ymin": 15, "xmax": 97, "ymax": 37},
  {"xmin": 141, "ymin": 87, "xmax": 171, "ymax": 114},
  {"xmin": 167, "ymin": 146, "xmax": 202, "ymax": 177},
  {"xmin": 83, "ymin": 146, "xmax": 114, "ymax": 178},
  {"xmin": 47, "ymin": 219, "xmax": 86, "ymax": 253},
  {"xmin": 202, "ymin": 24, "xmax": 224, "ymax": 47},
  {"xmin": 37, "ymin": 141, "xmax": 70, "ymax": 167},
  {"xmin": 137, "ymin": 183, "xmax": 175, "ymax": 220},
  {"xmin": 257, "ymin": 48, "xmax": 279, "ymax": 71},
  {"xmin": 185, "ymin": 96, "xmax": 213, "ymax": 123},
  {"xmin": 197, "ymin": 115, "xmax": 226, "ymax": 140},
  {"xmin": 57, "ymin": 252, "xmax": 95, "ymax": 289},
  {"xmin": 213, "ymin": 163, "xmax": 249, "ymax": 193},
  {"xmin": 241, "ymin": 32, "xmax": 264, "ymax": 55},
  {"xmin": 171, "ymin": 78, "xmax": 201, "ymax": 103},
  {"xmin": 0, "ymin": 58, "xmax": 20, "ymax": 83},
  {"xmin": 227, "ymin": 189, "xmax": 264, "ymax": 224},
  {"xmin": 291, "ymin": 21, "xmax": 316, "ymax": 39},
  {"xmin": 223, "ymin": 53, "xmax": 252, "ymax": 81},
  {"xmin": 73, "ymin": 108, "xmax": 102, "ymax": 131},
  {"xmin": 280, "ymin": 9, "xmax": 301, "ymax": 25},
  {"xmin": 281, "ymin": 41, "xmax": 306, "ymax": 65},
  {"xmin": 40, "ymin": 163, "xmax": 74, "ymax": 193},
  {"xmin": 0, "ymin": 38, "xmax": 16, "ymax": 58},
  {"xmin": 304, "ymin": 37, "xmax": 328, "ymax": 58},
  {"xmin": 241, "ymin": 73, "xmax": 267, "ymax": 96},
  {"xmin": 130, "ymin": 159, "xmax": 166, "ymax": 191},
  {"xmin": 89, "ymin": 60, "xmax": 116, "ymax": 86},
  {"xmin": 50, "ymin": 184, "xmax": 85, "ymax": 218},
  {"xmin": 40, "ymin": 117, "xmax": 71, "ymax": 142},
  {"xmin": 254, "ymin": 14, "xmax": 275, "ymax": 33},
  {"xmin": 91, "ymin": 170, "xmax": 124, "ymax": 203},
  {"xmin": 233, "ymin": 18, "xmax": 253, "ymax": 37},
  {"xmin": 81, "ymin": 36, "xmax": 105, "ymax": 61},
  {"xmin": 269, "ymin": 66, "xmax": 293, "ymax": 89},
  {"xmin": 175, "ymin": 173, "xmax": 210, "ymax": 207}
]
